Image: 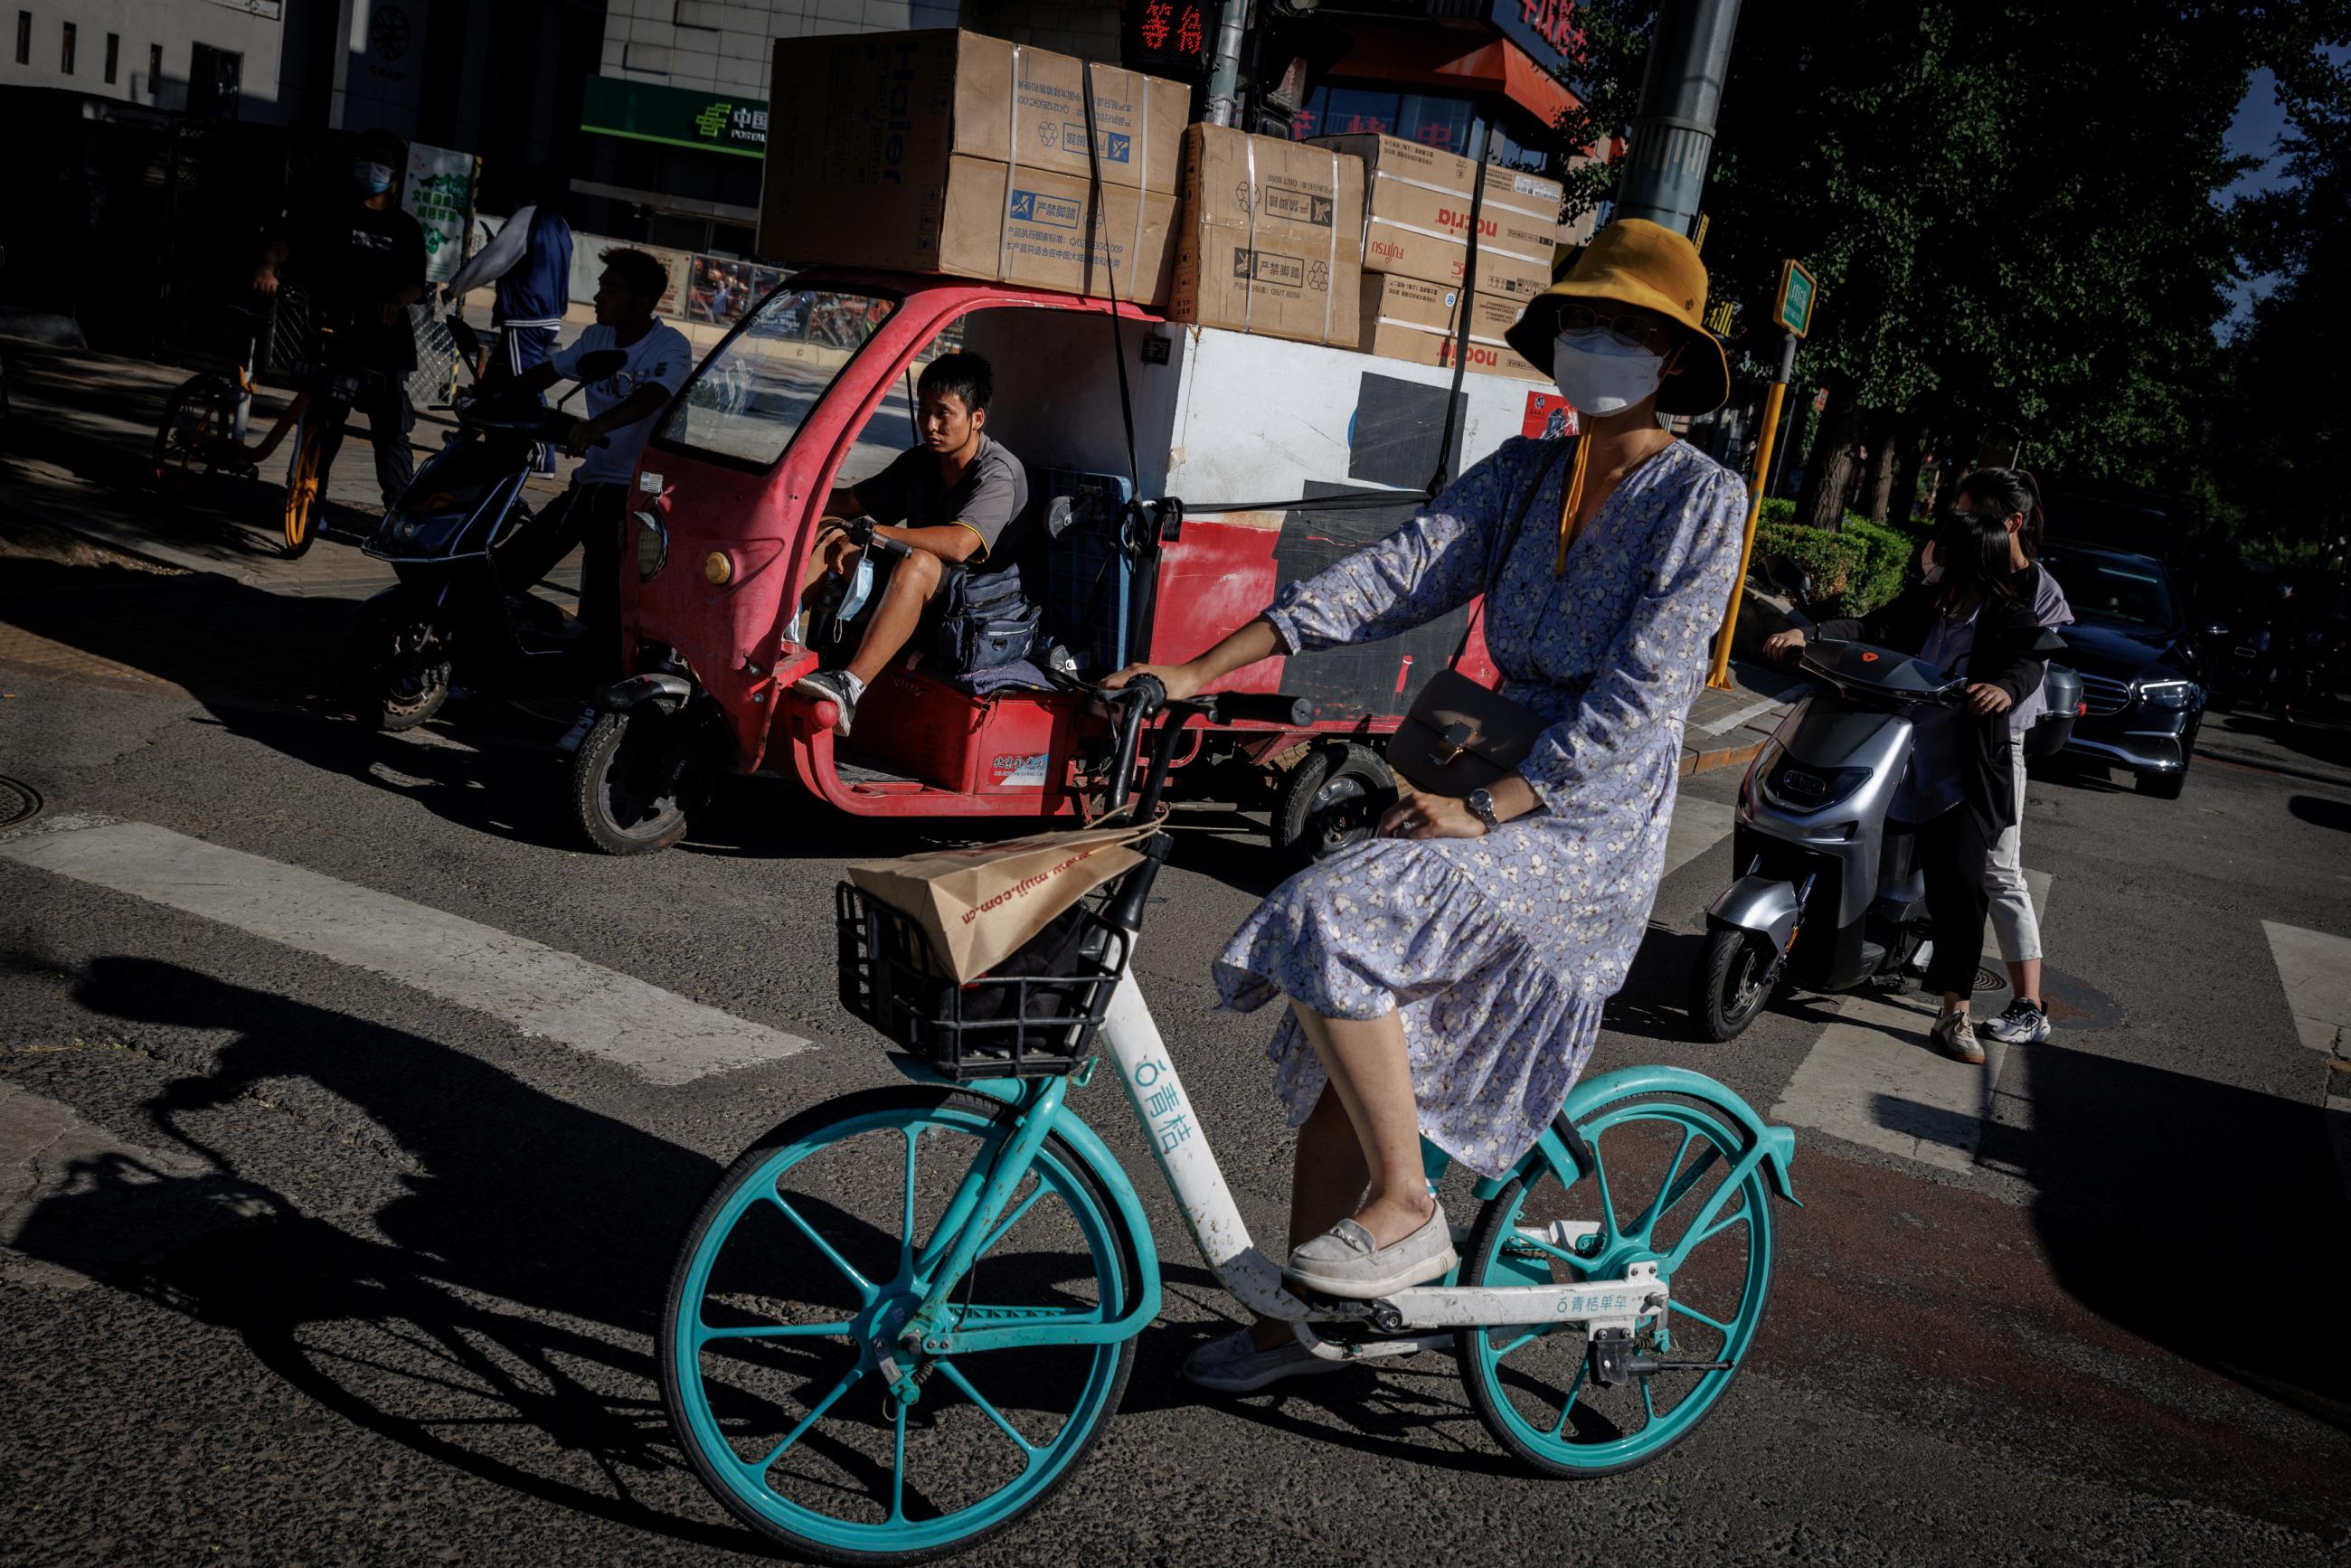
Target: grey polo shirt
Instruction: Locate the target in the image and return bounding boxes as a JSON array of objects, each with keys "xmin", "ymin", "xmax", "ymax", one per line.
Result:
[{"xmin": 853, "ymin": 435, "xmax": 1030, "ymax": 565}]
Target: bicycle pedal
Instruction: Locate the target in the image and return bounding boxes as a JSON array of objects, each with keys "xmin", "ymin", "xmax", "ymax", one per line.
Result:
[{"xmin": 1290, "ymin": 1286, "xmax": 1408, "ymax": 1334}]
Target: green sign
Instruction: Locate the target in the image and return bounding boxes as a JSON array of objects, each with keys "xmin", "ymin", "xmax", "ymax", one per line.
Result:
[
  {"xmin": 1775, "ymin": 260, "xmax": 1817, "ymax": 338},
  {"xmin": 581, "ymin": 75, "xmax": 767, "ymax": 159}
]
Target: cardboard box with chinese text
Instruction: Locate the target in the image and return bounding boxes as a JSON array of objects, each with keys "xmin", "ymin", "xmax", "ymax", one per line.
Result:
[{"xmin": 1168, "ymin": 125, "xmax": 1365, "ymax": 347}]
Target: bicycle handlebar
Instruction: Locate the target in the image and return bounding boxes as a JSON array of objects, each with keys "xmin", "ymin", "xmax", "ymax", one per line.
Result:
[{"xmin": 1093, "ymin": 677, "xmax": 1312, "ymax": 819}]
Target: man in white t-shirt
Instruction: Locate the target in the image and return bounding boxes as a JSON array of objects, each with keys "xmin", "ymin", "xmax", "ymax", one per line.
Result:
[{"xmin": 502, "ymin": 248, "xmax": 692, "ymax": 671}]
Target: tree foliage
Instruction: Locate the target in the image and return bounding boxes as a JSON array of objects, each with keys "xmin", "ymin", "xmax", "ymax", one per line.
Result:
[{"xmin": 1557, "ymin": 0, "xmax": 2341, "ymax": 535}]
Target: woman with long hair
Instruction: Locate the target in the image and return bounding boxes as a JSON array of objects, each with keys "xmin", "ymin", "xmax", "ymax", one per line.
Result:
[{"xmin": 1946, "ymin": 468, "xmax": 2072, "ymax": 1044}]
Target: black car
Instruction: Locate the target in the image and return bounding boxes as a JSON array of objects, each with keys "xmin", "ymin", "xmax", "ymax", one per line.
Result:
[{"xmin": 2036, "ymin": 542, "xmax": 2210, "ymax": 798}]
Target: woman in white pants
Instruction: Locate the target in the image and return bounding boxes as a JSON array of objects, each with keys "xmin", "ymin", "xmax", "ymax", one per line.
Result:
[{"xmin": 1949, "ymin": 468, "xmax": 2072, "ymax": 1044}]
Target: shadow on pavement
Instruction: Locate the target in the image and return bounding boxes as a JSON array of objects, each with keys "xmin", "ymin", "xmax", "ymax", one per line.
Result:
[
  {"xmin": 2289, "ymin": 794, "xmax": 2351, "ymax": 832},
  {"xmin": 13, "ymin": 954, "xmax": 765, "ymax": 1553},
  {"xmin": 1987, "ymin": 1044, "xmax": 2351, "ymax": 1440}
]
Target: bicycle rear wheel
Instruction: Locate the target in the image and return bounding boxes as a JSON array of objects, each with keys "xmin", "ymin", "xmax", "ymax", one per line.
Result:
[
  {"xmin": 1457, "ymin": 1094, "xmax": 1774, "ymax": 1477},
  {"xmin": 154, "ymin": 374, "xmax": 232, "ymax": 496},
  {"xmin": 662, "ymin": 1086, "xmax": 1139, "ymax": 1564}
]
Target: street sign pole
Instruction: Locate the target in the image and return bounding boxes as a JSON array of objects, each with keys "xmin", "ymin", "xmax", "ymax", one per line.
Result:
[{"xmin": 1708, "ymin": 259, "xmax": 1815, "ymax": 692}]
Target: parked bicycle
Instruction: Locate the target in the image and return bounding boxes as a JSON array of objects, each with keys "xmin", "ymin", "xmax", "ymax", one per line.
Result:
[
  {"xmin": 151, "ymin": 299, "xmax": 308, "ymax": 503},
  {"xmin": 658, "ymin": 675, "xmax": 1799, "ymax": 1561}
]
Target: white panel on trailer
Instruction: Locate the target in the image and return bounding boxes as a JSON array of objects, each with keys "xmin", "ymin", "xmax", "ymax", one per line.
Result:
[{"xmin": 1166, "ymin": 326, "xmax": 1543, "ymax": 511}]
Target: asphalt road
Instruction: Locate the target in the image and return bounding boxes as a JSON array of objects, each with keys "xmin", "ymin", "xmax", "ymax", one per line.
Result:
[{"xmin": 3, "ymin": 549, "xmax": 2349, "ymax": 1565}]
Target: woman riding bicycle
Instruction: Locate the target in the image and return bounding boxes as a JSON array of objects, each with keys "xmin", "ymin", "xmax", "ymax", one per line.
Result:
[{"xmin": 1110, "ymin": 219, "xmax": 1748, "ymax": 1393}]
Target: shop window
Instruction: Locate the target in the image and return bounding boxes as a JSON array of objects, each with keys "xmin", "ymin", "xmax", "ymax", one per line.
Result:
[
  {"xmin": 60, "ymin": 17, "xmax": 71, "ymax": 73},
  {"xmin": 16, "ymin": 12, "xmax": 31, "ymax": 69},
  {"xmin": 104, "ymin": 31, "xmax": 117, "ymax": 83}
]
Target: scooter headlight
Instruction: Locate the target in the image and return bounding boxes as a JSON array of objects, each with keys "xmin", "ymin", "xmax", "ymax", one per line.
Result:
[
  {"xmin": 634, "ymin": 510, "xmax": 669, "ymax": 582},
  {"xmin": 1761, "ymin": 756, "xmax": 1873, "ymax": 814}
]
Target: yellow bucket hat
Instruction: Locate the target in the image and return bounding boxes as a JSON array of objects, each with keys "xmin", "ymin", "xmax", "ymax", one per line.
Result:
[{"xmin": 1504, "ymin": 217, "xmax": 1730, "ymax": 417}]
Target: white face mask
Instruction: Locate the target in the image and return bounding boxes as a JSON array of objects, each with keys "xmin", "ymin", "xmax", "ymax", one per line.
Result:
[{"xmin": 1553, "ymin": 327, "xmax": 1666, "ymax": 416}]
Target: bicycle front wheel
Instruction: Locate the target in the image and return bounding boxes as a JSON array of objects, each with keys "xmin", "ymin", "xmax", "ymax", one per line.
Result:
[
  {"xmin": 282, "ymin": 420, "xmax": 322, "ymax": 556},
  {"xmin": 1457, "ymin": 1093, "xmax": 1774, "ymax": 1477},
  {"xmin": 662, "ymin": 1086, "xmax": 1140, "ymax": 1564}
]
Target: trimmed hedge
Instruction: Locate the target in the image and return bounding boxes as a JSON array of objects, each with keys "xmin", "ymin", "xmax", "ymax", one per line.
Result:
[{"xmin": 1744, "ymin": 505, "xmax": 1921, "ymax": 617}]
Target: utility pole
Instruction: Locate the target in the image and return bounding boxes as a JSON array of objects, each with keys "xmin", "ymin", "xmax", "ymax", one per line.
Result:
[
  {"xmin": 1613, "ymin": 0, "xmax": 1742, "ymax": 237},
  {"xmin": 1203, "ymin": 0, "xmax": 1250, "ymax": 127}
]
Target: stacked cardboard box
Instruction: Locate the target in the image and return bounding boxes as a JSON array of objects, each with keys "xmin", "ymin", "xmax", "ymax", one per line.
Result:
[
  {"xmin": 758, "ymin": 30, "xmax": 1187, "ymax": 305},
  {"xmin": 1308, "ymin": 134, "xmax": 1562, "ymax": 303},
  {"xmin": 1357, "ymin": 275, "xmax": 1547, "ymax": 383},
  {"xmin": 1168, "ymin": 125, "xmax": 1367, "ymax": 347}
]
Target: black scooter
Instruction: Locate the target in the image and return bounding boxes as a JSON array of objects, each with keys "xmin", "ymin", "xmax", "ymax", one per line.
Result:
[{"xmin": 343, "ymin": 318, "xmax": 627, "ymax": 731}]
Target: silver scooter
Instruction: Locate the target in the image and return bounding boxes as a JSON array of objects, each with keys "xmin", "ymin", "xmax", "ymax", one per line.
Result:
[{"xmin": 1690, "ymin": 558, "xmax": 2071, "ymax": 1041}]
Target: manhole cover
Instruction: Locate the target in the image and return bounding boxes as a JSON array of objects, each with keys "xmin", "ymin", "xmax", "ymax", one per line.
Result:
[
  {"xmin": 2037, "ymin": 966, "xmax": 2126, "ymax": 1031},
  {"xmin": 1973, "ymin": 966, "xmax": 2006, "ymax": 994},
  {"xmin": 0, "ymin": 777, "xmax": 42, "ymax": 829}
]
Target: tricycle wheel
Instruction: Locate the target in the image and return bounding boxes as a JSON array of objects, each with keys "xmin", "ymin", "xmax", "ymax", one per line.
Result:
[
  {"xmin": 571, "ymin": 708, "xmax": 704, "ymax": 855},
  {"xmin": 662, "ymin": 1086, "xmax": 1140, "ymax": 1562},
  {"xmin": 1691, "ymin": 926, "xmax": 1779, "ymax": 1042},
  {"xmin": 1273, "ymin": 742, "xmax": 1397, "ymax": 868}
]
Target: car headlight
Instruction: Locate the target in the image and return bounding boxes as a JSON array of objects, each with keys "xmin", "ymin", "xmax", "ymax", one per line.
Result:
[
  {"xmin": 633, "ymin": 510, "xmax": 668, "ymax": 582},
  {"xmin": 2137, "ymin": 677, "xmax": 2195, "ymax": 710}
]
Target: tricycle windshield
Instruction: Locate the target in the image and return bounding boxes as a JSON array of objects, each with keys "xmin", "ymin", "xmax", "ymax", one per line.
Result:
[{"xmin": 656, "ymin": 285, "xmax": 898, "ymax": 469}]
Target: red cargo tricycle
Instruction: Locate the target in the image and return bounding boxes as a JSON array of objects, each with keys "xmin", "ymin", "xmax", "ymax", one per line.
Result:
[{"xmin": 567, "ymin": 269, "xmax": 1534, "ymax": 864}]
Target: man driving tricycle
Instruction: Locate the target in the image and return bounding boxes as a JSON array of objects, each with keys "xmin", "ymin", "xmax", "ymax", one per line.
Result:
[{"xmin": 791, "ymin": 351, "xmax": 1039, "ymax": 738}]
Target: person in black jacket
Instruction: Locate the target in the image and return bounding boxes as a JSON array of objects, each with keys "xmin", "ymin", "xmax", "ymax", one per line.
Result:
[{"xmin": 1764, "ymin": 508, "xmax": 2063, "ymax": 1063}]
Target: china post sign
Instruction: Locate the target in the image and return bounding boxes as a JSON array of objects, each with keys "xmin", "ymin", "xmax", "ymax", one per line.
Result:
[
  {"xmin": 1491, "ymin": 0, "xmax": 1579, "ymax": 82},
  {"xmin": 581, "ymin": 75, "xmax": 768, "ymax": 158}
]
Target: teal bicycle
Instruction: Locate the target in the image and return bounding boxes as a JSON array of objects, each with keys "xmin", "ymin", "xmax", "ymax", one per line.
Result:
[{"xmin": 659, "ymin": 678, "xmax": 1799, "ymax": 1562}]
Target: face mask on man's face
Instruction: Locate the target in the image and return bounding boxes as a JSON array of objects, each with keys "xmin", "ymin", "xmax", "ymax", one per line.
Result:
[
  {"xmin": 354, "ymin": 161, "xmax": 395, "ymax": 196},
  {"xmin": 1553, "ymin": 327, "xmax": 1666, "ymax": 416}
]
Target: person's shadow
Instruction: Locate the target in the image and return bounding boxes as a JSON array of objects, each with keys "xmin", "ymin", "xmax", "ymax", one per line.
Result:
[{"xmin": 16, "ymin": 954, "xmax": 766, "ymax": 1551}]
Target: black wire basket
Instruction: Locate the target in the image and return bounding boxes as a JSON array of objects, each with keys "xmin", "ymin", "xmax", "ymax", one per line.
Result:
[{"xmin": 836, "ymin": 880, "xmax": 1131, "ymax": 1080}]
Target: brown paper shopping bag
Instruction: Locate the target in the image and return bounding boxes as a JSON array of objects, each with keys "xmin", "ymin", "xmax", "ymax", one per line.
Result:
[{"xmin": 847, "ymin": 818, "xmax": 1158, "ymax": 983}]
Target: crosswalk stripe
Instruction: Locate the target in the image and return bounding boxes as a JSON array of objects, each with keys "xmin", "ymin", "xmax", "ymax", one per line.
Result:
[
  {"xmin": 2260, "ymin": 921, "xmax": 2351, "ymax": 1057},
  {"xmin": 0, "ymin": 816, "xmax": 814, "ymax": 1085},
  {"xmin": 1768, "ymin": 867, "xmax": 2051, "ymax": 1177},
  {"xmin": 1661, "ymin": 796, "xmax": 1739, "ymax": 881}
]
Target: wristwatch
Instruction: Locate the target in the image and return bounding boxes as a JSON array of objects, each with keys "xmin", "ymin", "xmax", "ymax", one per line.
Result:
[{"xmin": 1464, "ymin": 788, "xmax": 1501, "ymax": 835}]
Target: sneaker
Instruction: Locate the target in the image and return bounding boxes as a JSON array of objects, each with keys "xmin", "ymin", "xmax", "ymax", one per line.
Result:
[
  {"xmin": 791, "ymin": 667, "xmax": 859, "ymax": 737},
  {"xmin": 1931, "ymin": 1009, "xmax": 1986, "ymax": 1064},
  {"xmin": 1284, "ymin": 1202, "xmax": 1457, "ymax": 1299},
  {"xmin": 1181, "ymin": 1328, "xmax": 1356, "ymax": 1394},
  {"xmin": 1983, "ymin": 997, "xmax": 2051, "ymax": 1044}
]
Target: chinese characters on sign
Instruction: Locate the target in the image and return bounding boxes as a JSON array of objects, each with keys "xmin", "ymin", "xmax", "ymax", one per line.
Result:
[
  {"xmin": 1490, "ymin": 0, "xmax": 1581, "ymax": 84},
  {"xmin": 401, "ymin": 142, "xmax": 477, "ymax": 285},
  {"xmin": 1132, "ymin": 1058, "xmax": 1194, "ymax": 1154},
  {"xmin": 1124, "ymin": 0, "xmax": 1209, "ymax": 78}
]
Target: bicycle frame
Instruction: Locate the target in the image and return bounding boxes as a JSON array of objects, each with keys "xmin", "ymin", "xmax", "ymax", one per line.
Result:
[{"xmin": 894, "ymin": 950, "xmax": 1799, "ymax": 1366}]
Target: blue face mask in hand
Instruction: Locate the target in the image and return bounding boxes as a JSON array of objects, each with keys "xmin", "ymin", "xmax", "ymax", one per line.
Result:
[
  {"xmin": 1552, "ymin": 327, "xmax": 1666, "ymax": 416},
  {"xmin": 354, "ymin": 160, "xmax": 395, "ymax": 196}
]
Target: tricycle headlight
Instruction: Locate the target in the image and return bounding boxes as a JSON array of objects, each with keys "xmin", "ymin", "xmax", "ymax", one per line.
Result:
[
  {"xmin": 633, "ymin": 510, "xmax": 668, "ymax": 582},
  {"xmin": 2137, "ymin": 678, "xmax": 2195, "ymax": 710}
]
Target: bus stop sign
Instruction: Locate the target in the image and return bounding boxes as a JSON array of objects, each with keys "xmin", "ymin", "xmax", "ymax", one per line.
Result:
[{"xmin": 1775, "ymin": 260, "xmax": 1817, "ymax": 338}]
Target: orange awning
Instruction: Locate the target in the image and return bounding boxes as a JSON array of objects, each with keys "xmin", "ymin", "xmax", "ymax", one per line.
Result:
[{"xmin": 1325, "ymin": 26, "xmax": 1579, "ymax": 129}]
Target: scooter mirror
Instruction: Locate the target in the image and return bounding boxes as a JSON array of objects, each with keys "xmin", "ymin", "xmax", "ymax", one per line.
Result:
[
  {"xmin": 572, "ymin": 349, "xmax": 629, "ymax": 382},
  {"xmin": 1760, "ymin": 553, "xmax": 1816, "ymax": 607}
]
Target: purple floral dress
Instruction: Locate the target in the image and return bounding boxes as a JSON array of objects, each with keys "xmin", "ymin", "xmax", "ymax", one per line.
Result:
[{"xmin": 1213, "ymin": 435, "xmax": 1747, "ymax": 1179}]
